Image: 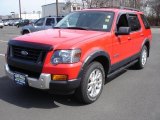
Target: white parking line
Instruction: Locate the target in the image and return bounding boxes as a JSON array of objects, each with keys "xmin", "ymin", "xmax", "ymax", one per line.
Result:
[
  {"xmin": 0, "ymin": 40, "xmax": 8, "ymax": 43},
  {"xmin": 0, "ymin": 54, "xmax": 5, "ymax": 57}
]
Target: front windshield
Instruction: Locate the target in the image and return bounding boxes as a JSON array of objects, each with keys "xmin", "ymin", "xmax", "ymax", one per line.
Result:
[{"xmin": 55, "ymin": 11, "xmax": 114, "ymax": 32}]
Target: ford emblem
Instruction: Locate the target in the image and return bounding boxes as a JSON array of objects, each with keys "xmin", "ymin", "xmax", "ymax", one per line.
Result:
[{"xmin": 21, "ymin": 50, "xmax": 28, "ymax": 56}]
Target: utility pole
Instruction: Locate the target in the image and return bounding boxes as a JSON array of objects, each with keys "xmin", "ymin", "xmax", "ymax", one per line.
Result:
[
  {"xmin": 134, "ymin": 0, "xmax": 136, "ymax": 8},
  {"xmin": 56, "ymin": 0, "xmax": 58, "ymax": 17},
  {"xmin": 19, "ymin": 0, "xmax": 22, "ymax": 19},
  {"xmin": 120, "ymin": 0, "xmax": 122, "ymax": 7}
]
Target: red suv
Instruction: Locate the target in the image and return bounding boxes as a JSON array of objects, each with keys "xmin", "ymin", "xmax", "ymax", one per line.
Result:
[{"xmin": 5, "ymin": 7, "xmax": 152, "ymax": 104}]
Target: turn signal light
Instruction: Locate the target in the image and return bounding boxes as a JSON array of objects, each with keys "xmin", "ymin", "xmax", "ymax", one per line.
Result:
[{"xmin": 51, "ymin": 75, "xmax": 68, "ymax": 81}]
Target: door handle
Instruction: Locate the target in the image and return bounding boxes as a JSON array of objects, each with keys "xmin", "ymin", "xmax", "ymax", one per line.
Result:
[
  {"xmin": 128, "ymin": 37, "xmax": 131, "ymax": 40},
  {"xmin": 140, "ymin": 33, "xmax": 144, "ymax": 36}
]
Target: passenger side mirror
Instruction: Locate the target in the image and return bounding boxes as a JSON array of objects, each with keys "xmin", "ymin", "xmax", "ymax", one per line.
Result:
[{"xmin": 115, "ymin": 27, "xmax": 131, "ymax": 35}]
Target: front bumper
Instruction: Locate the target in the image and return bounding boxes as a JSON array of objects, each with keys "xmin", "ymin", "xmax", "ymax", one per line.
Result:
[
  {"xmin": 5, "ymin": 64, "xmax": 51, "ymax": 89},
  {"xmin": 5, "ymin": 64, "xmax": 81, "ymax": 92}
]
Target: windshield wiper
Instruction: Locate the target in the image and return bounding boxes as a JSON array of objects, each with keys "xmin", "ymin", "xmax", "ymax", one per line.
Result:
[
  {"xmin": 53, "ymin": 27, "xmax": 62, "ymax": 29},
  {"xmin": 54, "ymin": 26, "xmax": 88, "ymax": 30},
  {"xmin": 64, "ymin": 27, "xmax": 88, "ymax": 30}
]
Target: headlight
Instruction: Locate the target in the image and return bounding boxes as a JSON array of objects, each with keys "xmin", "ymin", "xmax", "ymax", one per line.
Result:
[{"xmin": 51, "ymin": 49, "xmax": 81, "ymax": 64}]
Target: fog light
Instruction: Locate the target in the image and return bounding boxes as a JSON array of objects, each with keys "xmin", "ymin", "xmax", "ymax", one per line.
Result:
[{"xmin": 51, "ymin": 75, "xmax": 68, "ymax": 81}]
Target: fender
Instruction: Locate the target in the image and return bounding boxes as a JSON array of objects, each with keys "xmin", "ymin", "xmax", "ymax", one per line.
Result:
[
  {"xmin": 22, "ymin": 28, "xmax": 31, "ymax": 33},
  {"xmin": 142, "ymin": 38, "xmax": 150, "ymax": 48},
  {"xmin": 141, "ymin": 38, "xmax": 150, "ymax": 57},
  {"xmin": 78, "ymin": 50, "xmax": 111, "ymax": 79}
]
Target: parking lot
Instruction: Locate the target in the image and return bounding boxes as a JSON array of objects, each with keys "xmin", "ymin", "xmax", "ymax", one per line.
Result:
[{"xmin": 0, "ymin": 26, "xmax": 160, "ymax": 120}]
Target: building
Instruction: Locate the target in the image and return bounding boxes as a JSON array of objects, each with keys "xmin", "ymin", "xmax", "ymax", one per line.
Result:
[
  {"xmin": 20, "ymin": 12, "xmax": 41, "ymax": 20},
  {"xmin": 1, "ymin": 12, "xmax": 41, "ymax": 21},
  {"xmin": 42, "ymin": 2, "xmax": 82, "ymax": 17}
]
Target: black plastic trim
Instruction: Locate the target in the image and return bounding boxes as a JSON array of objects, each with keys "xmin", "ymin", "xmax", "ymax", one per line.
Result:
[
  {"xmin": 109, "ymin": 53, "xmax": 140, "ymax": 73},
  {"xmin": 7, "ymin": 40, "xmax": 53, "ymax": 75},
  {"xmin": 142, "ymin": 39, "xmax": 150, "ymax": 48},
  {"xmin": 49, "ymin": 79, "xmax": 81, "ymax": 92},
  {"xmin": 108, "ymin": 59, "xmax": 138, "ymax": 78},
  {"xmin": 141, "ymin": 39, "xmax": 150, "ymax": 57},
  {"xmin": 7, "ymin": 57, "xmax": 43, "ymax": 73},
  {"xmin": 78, "ymin": 51, "xmax": 111, "ymax": 79},
  {"xmin": 8, "ymin": 40, "xmax": 53, "ymax": 51}
]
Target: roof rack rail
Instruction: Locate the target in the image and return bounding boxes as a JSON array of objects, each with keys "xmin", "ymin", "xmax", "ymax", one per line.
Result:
[
  {"xmin": 90, "ymin": 6, "xmax": 141, "ymax": 12},
  {"xmin": 119, "ymin": 6, "xmax": 141, "ymax": 12}
]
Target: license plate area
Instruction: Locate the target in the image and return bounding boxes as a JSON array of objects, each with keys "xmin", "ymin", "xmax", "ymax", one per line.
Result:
[{"xmin": 14, "ymin": 73, "xmax": 27, "ymax": 85}]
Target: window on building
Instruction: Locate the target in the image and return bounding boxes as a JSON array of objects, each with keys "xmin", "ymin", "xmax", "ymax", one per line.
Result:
[
  {"xmin": 73, "ymin": 7, "xmax": 76, "ymax": 11},
  {"xmin": 77, "ymin": 7, "xmax": 81, "ymax": 10}
]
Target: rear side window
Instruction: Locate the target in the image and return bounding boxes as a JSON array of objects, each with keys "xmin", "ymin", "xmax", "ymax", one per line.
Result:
[
  {"xmin": 46, "ymin": 18, "xmax": 55, "ymax": 26},
  {"xmin": 56, "ymin": 18, "xmax": 62, "ymax": 23},
  {"xmin": 128, "ymin": 14, "xmax": 141, "ymax": 32},
  {"xmin": 140, "ymin": 14, "xmax": 150, "ymax": 29}
]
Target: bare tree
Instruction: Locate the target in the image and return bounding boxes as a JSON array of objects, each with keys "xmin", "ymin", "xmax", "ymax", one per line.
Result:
[{"xmin": 146, "ymin": 0, "xmax": 160, "ymax": 25}]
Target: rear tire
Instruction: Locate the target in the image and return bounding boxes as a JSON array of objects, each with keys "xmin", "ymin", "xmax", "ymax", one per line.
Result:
[
  {"xmin": 135, "ymin": 46, "xmax": 148, "ymax": 69},
  {"xmin": 75, "ymin": 62, "xmax": 105, "ymax": 104}
]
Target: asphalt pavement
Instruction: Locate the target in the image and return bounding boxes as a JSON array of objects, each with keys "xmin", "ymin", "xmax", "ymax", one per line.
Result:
[{"xmin": 0, "ymin": 26, "xmax": 160, "ymax": 120}]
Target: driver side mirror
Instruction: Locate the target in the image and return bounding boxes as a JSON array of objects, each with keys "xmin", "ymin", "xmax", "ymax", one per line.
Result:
[{"xmin": 115, "ymin": 27, "xmax": 131, "ymax": 36}]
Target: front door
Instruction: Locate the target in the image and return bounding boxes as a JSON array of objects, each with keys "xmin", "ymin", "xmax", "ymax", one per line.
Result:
[
  {"xmin": 33, "ymin": 18, "xmax": 45, "ymax": 32},
  {"xmin": 112, "ymin": 13, "xmax": 133, "ymax": 65},
  {"xmin": 44, "ymin": 18, "xmax": 55, "ymax": 29}
]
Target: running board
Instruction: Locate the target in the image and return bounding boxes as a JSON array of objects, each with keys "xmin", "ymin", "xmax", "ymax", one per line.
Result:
[{"xmin": 107, "ymin": 59, "xmax": 138, "ymax": 78}]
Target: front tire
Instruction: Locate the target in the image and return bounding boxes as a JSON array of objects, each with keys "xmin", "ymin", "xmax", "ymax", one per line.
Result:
[
  {"xmin": 22, "ymin": 30, "xmax": 29, "ymax": 35},
  {"xmin": 75, "ymin": 62, "xmax": 105, "ymax": 104}
]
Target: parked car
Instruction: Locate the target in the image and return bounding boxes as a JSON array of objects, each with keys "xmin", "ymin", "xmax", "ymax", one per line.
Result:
[
  {"xmin": 16, "ymin": 19, "xmax": 30, "ymax": 28},
  {"xmin": 21, "ymin": 16, "xmax": 63, "ymax": 35},
  {"xmin": 0, "ymin": 20, "xmax": 4, "ymax": 28},
  {"xmin": 4, "ymin": 21, "xmax": 9, "ymax": 26},
  {"xmin": 13, "ymin": 20, "xmax": 21, "ymax": 26},
  {"xmin": 8, "ymin": 20, "xmax": 15, "ymax": 26},
  {"xmin": 5, "ymin": 7, "xmax": 152, "ymax": 104}
]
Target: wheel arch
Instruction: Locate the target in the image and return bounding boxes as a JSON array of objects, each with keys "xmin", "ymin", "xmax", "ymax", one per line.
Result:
[
  {"xmin": 22, "ymin": 29, "xmax": 31, "ymax": 35},
  {"xmin": 78, "ymin": 51, "xmax": 111, "ymax": 80},
  {"xmin": 142, "ymin": 39, "xmax": 150, "ymax": 57}
]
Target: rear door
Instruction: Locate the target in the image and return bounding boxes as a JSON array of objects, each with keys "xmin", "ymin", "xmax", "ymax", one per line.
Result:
[
  {"xmin": 44, "ymin": 18, "xmax": 55, "ymax": 29},
  {"xmin": 128, "ymin": 14, "xmax": 143, "ymax": 55}
]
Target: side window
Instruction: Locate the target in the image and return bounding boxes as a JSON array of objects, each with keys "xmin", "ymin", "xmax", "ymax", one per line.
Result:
[
  {"xmin": 56, "ymin": 18, "xmax": 62, "ymax": 23},
  {"xmin": 117, "ymin": 14, "xmax": 129, "ymax": 30},
  {"xmin": 140, "ymin": 14, "xmax": 150, "ymax": 29},
  {"xmin": 128, "ymin": 14, "xmax": 141, "ymax": 32},
  {"xmin": 34, "ymin": 18, "xmax": 45, "ymax": 26},
  {"xmin": 46, "ymin": 18, "xmax": 55, "ymax": 26}
]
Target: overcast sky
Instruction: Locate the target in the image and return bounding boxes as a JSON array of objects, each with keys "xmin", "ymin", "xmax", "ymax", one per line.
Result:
[{"xmin": 0, "ymin": 0, "xmax": 65, "ymax": 15}]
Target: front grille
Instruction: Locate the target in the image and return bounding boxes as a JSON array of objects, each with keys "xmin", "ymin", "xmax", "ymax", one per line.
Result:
[{"xmin": 11, "ymin": 45, "xmax": 46, "ymax": 63}]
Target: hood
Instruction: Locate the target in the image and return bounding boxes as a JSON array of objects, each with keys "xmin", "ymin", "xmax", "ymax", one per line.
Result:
[{"xmin": 14, "ymin": 29, "xmax": 107, "ymax": 49}]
